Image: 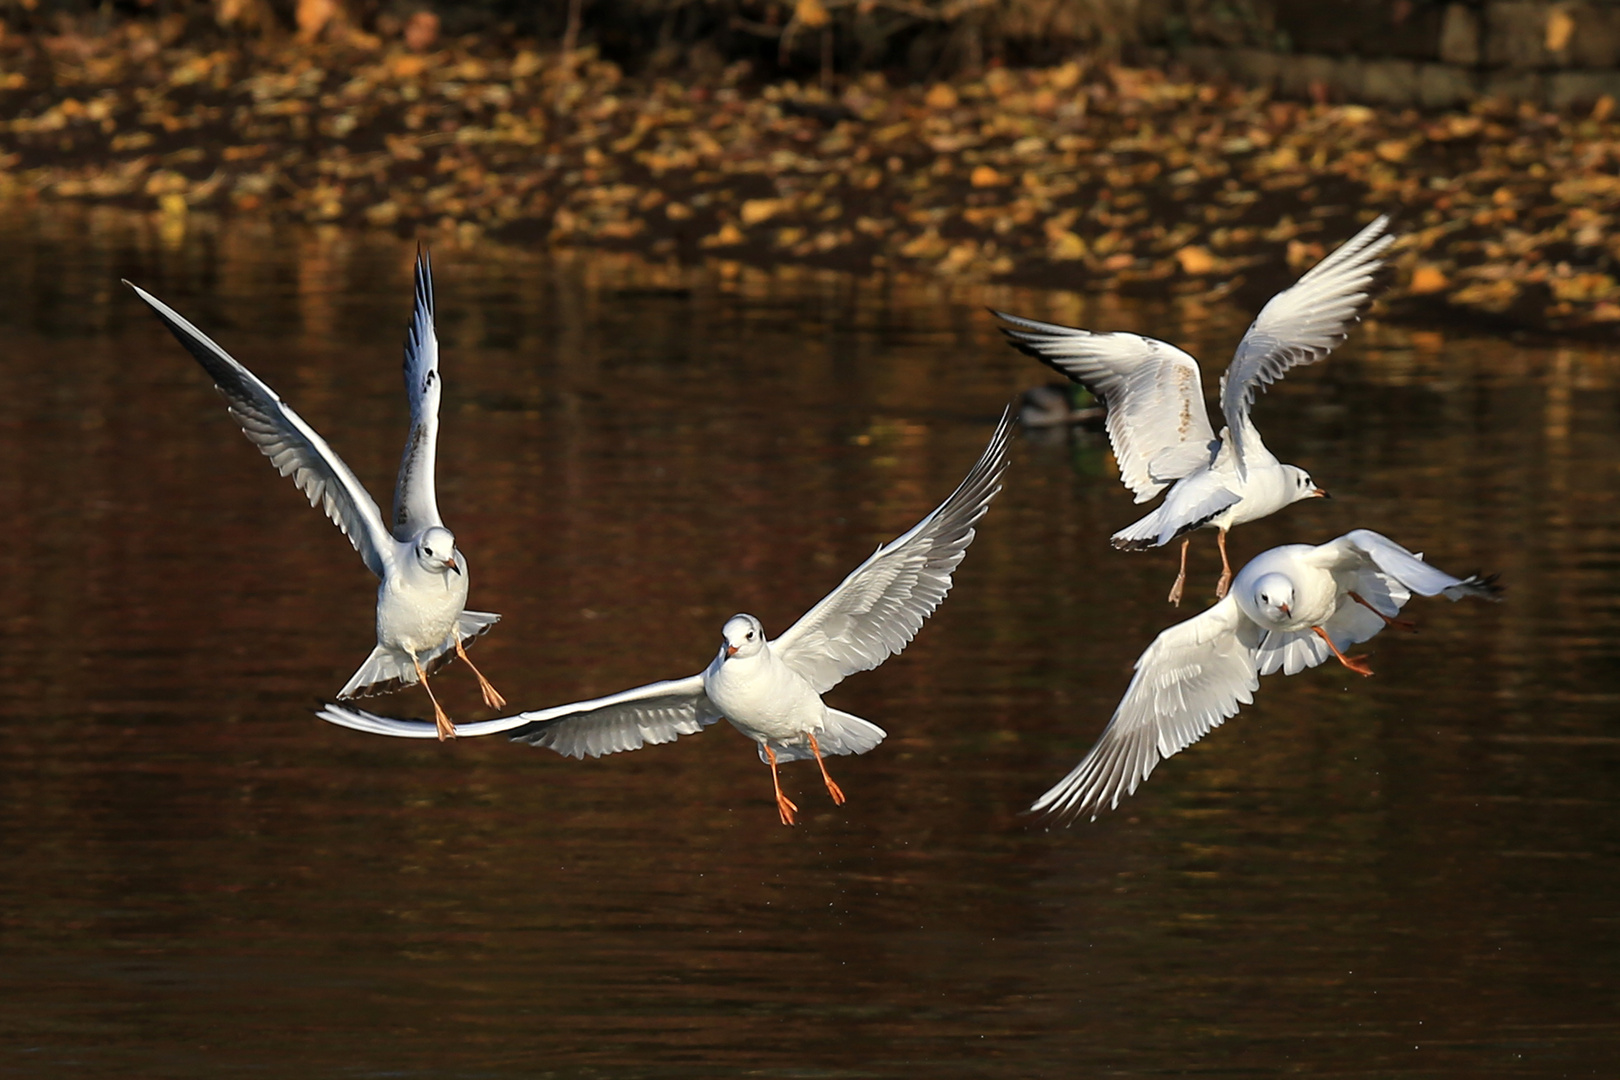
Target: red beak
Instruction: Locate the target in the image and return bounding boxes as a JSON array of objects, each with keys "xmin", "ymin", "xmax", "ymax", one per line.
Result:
[{"xmin": 725, "ymin": 644, "xmax": 738, "ymax": 657}]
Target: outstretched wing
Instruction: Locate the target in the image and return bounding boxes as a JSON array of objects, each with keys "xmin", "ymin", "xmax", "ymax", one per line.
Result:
[
  {"xmin": 1254, "ymin": 527, "xmax": 1499, "ymax": 677},
  {"xmin": 391, "ymin": 248, "xmax": 444, "ymax": 541},
  {"xmin": 1219, "ymin": 215, "xmax": 1394, "ymax": 475},
  {"xmin": 1326, "ymin": 529, "xmax": 1503, "ymax": 602},
  {"xmin": 771, "ymin": 409, "xmax": 1014, "ymax": 695},
  {"xmin": 995, "ymin": 311, "xmax": 1215, "ymax": 501},
  {"xmin": 316, "ymin": 673, "xmax": 720, "ymax": 758},
  {"xmin": 1031, "ymin": 596, "xmax": 1265, "ymax": 824},
  {"xmin": 128, "ymin": 281, "xmax": 394, "ymax": 579}
]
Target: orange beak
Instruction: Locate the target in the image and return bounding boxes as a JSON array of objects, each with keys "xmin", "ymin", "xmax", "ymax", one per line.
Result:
[{"xmin": 725, "ymin": 644, "xmax": 738, "ymax": 657}]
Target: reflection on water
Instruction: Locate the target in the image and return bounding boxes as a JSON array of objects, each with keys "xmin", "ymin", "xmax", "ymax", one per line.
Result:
[{"xmin": 0, "ymin": 204, "xmax": 1616, "ymax": 1077}]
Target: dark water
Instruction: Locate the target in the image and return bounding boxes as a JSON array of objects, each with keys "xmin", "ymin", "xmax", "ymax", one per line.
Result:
[{"xmin": 0, "ymin": 204, "xmax": 1616, "ymax": 1077}]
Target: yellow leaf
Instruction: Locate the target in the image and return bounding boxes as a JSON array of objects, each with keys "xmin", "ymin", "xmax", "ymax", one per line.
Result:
[
  {"xmin": 1409, "ymin": 264, "xmax": 1450, "ymax": 294},
  {"xmin": 740, "ymin": 198, "xmax": 784, "ymax": 226},
  {"xmin": 1175, "ymin": 245, "xmax": 1216, "ymax": 275}
]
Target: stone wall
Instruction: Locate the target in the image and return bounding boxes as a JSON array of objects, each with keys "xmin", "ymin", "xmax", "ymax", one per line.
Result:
[{"xmin": 1153, "ymin": 0, "xmax": 1620, "ymax": 107}]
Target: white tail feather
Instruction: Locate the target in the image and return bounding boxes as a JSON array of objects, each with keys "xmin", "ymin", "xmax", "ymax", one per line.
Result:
[{"xmin": 338, "ymin": 610, "xmax": 501, "ymax": 698}]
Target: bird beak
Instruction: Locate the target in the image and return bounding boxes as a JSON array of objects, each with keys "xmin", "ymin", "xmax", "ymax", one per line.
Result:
[
  {"xmin": 446, "ymin": 556, "xmax": 461, "ymax": 575},
  {"xmin": 1312, "ymin": 487, "xmax": 1330, "ymax": 499},
  {"xmin": 1279, "ymin": 603, "xmax": 1291, "ymax": 616},
  {"xmin": 725, "ymin": 644, "xmax": 738, "ymax": 658}
]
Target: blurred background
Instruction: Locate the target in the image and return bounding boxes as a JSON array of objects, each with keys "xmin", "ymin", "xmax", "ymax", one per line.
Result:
[{"xmin": 0, "ymin": 3, "xmax": 1617, "ymax": 1077}]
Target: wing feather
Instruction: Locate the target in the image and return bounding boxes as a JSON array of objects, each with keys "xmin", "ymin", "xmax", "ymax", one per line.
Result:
[
  {"xmin": 317, "ymin": 674, "xmax": 719, "ymax": 757},
  {"xmin": 771, "ymin": 409, "xmax": 1013, "ymax": 694},
  {"xmin": 1219, "ymin": 215, "xmax": 1394, "ymax": 474},
  {"xmin": 1031, "ymin": 596, "xmax": 1264, "ymax": 824},
  {"xmin": 1327, "ymin": 529, "xmax": 1503, "ymax": 602},
  {"xmin": 392, "ymin": 248, "xmax": 444, "ymax": 540},
  {"xmin": 995, "ymin": 311, "xmax": 1216, "ymax": 501},
  {"xmin": 127, "ymin": 281, "xmax": 394, "ymax": 579}
]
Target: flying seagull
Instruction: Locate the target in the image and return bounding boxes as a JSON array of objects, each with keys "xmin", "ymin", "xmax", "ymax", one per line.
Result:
[
  {"xmin": 126, "ymin": 250, "xmax": 503, "ymax": 738},
  {"xmin": 1032, "ymin": 528, "xmax": 1499, "ymax": 824},
  {"xmin": 996, "ymin": 215, "xmax": 1394, "ymax": 604}
]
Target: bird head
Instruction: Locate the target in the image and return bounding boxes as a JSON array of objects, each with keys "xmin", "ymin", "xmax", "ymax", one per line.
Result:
[
  {"xmin": 415, "ymin": 525, "xmax": 461, "ymax": 576},
  {"xmin": 1284, "ymin": 464, "xmax": 1330, "ymax": 503},
  {"xmin": 1250, "ymin": 572, "xmax": 1296, "ymax": 622},
  {"xmin": 720, "ymin": 613, "xmax": 764, "ymax": 660}
]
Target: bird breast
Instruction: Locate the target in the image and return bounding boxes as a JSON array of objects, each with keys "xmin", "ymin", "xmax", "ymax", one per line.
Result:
[
  {"xmin": 376, "ymin": 557, "xmax": 468, "ymax": 655},
  {"xmin": 705, "ymin": 648, "xmax": 825, "ymax": 741}
]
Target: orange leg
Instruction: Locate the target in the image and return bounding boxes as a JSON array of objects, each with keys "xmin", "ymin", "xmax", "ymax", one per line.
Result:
[
  {"xmin": 1312, "ymin": 626, "xmax": 1374, "ymax": 677},
  {"xmin": 455, "ymin": 637, "xmax": 507, "ymax": 709},
  {"xmin": 763, "ymin": 744, "xmax": 799, "ymax": 826},
  {"xmin": 807, "ymin": 733, "xmax": 846, "ymax": 806},
  {"xmin": 414, "ymin": 656, "xmax": 457, "ymax": 740},
  {"xmin": 1349, "ymin": 591, "xmax": 1416, "ymax": 632},
  {"xmin": 1167, "ymin": 537, "xmax": 1191, "ymax": 606},
  {"xmin": 1214, "ymin": 528, "xmax": 1233, "ymax": 599}
]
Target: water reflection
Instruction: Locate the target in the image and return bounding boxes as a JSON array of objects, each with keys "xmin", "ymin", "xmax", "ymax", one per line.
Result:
[{"xmin": 0, "ymin": 203, "xmax": 1615, "ymax": 1077}]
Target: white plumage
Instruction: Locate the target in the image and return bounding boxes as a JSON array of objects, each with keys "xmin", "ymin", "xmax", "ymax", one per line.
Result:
[
  {"xmin": 126, "ymin": 249, "xmax": 503, "ymax": 739},
  {"xmin": 996, "ymin": 215, "xmax": 1394, "ymax": 604},
  {"xmin": 1032, "ymin": 528, "xmax": 1500, "ymax": 824},
  {"xmin": 319, "ymin": 410, "xmax": 1014, "ymax": 825}
]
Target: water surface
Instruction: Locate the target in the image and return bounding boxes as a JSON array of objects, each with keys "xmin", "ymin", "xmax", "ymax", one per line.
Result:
[{"xmin": 0, "ymin": 205, "xmax": 1615, "ymax": 1077}]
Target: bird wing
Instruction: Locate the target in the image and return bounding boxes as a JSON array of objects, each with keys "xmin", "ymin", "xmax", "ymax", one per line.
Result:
[
  {"xmin": 995, "ymin": 311, "xmax": 1215, "ymax": 502},
  {"xmin": 391, "ymin": 248, "xmax": 445, "ymax": 541},
  {"xmin": 1324, "ymin": 529, "xmax": 1503, "ymax": 602},
  {"xmin": 1256, "ymin": 528, "xmax": 1501, "ymax": 676},
  {"xmin": 317, "ymin": 674, "xmax": 720, "ymax": 758},
  {"xmin": 1218, "ymin": 215, "xmax": 1394, "ymax": 475},
  {"xmin": 771, "ymin": 409, "xmax": 1013, "ymax": 695},
  {"xmin": 1030, "ymin": 595, "xmax": 1265, "ymax": 824},
  {"xmin": 128, "ymin": 282, "xmax": 394, "ymax": 579}
]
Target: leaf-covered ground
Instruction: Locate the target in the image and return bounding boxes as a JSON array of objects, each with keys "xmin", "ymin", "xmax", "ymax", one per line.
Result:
[{"xmin": 2, "ymin": 21, "xmax": 1617, "ymax": 336}]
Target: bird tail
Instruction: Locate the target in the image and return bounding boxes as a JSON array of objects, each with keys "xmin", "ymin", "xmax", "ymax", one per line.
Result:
[
  {"xmin": 759, "ymin": 710, "xmax": 888, "ymax": 763},
  {"xmin": 1110, "ymin": 507, "xmax": 1168, "ymax": 551},
  {"xmin": 337, "ymin": 610, "xmax": 501, "ymax": 699}
]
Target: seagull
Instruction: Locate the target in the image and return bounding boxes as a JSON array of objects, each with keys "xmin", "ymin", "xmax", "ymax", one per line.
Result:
[
  {"xmin": 126, "ymin": 249, "xmax": 504, "ymax": 739},
  {"xmin": 995, "ymin": 215, "xmax": 1394, "ymax": 605},
  {"xmin": 1031, "ymin": 528, "xmax": 1500, "ymax": 824},
  {"xmin": 317, "ymin": 410, "xmax": 1014, "ymax": 825}
]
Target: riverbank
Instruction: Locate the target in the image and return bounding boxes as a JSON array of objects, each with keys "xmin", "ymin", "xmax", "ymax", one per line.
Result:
[{"xmin": 1, "ymin": 23, "xmax": 1616, "ymax": 337}]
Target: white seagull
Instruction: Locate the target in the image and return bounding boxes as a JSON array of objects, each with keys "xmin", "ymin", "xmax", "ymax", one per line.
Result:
[
  {"xmin": 996, "ymin": 215, "xmax": 1394, "ymax": 605},
  {"xmin": 126, "ymin": 250, "xmax": 504, "ymax": 739},
  {"xmin": 317, "ymin": 410, "xmax": 1014, "ymax": 825},
  {"xmin": 1032, "ymin": 528, "xmax": 1500, "ymax": 824}
]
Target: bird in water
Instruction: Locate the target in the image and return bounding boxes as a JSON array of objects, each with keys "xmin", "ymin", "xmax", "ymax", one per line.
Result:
[
  {"xmin": 1031, "ymin": 528, "xmax": 1500, "ymax": 824},
  {"xmin": 317, "ymin": 410, "xmax": 1014, "ymax": 825},
  {"xmin": 127, "ymin": 249, "xmax": 503, "ymax": 739},
  {"xmin": 996, "ymin": 214, "xmax": 1393, "ymax": 605}
]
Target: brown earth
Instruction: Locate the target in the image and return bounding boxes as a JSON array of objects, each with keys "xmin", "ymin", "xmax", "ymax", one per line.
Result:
[{"xmin": 1, "ymin": 19, "xmax": 1617, "ymax": 337}]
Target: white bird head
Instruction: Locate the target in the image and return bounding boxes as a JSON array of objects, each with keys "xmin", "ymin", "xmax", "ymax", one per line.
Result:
[
  {"xmin": 1249, "ymin": 572, "xmax": 1296, "ymax": 622},
  {"xmin": 1283, "ymin": 464, "xmax": 1330, "ymax": 504},
  {"xmin": 719, "ymin": 613, "xmax": 765, "ymax": 661},
  {"xmin": 415, "ymin": 525, "xmax": 461, "ymax": 576}
]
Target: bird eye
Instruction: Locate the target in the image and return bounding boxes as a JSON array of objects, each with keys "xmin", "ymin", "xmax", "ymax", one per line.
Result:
[
  {"xmin": 424, "ymin": 547, "xmax": 433, "ymax": 556},
  {"xmin": 746, "ymin": 631, "xmax": 754, "ymax": 640}
]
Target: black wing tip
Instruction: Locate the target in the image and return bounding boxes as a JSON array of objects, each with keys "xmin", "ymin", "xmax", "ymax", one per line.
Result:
[
  {"xmin": 1111, "ymin": 536, "xmax": 1158, "ymax": 552},
  {"xmin": 1459, "ymin": 571, "xmax": 1505, "ymax": 600},
  {"xmin": 413, "ymin": 244, "xmax": 435, "ymax": 316}
]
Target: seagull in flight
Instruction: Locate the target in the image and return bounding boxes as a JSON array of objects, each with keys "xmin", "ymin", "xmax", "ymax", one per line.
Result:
[
  {"xmin": 317, "ymin": 410, "xmax": 1014, "ymax": 825},
  {"xmin": 996, "ymin": 215, "xmax": 1394, "ymax": 604},
  {"xmin": 1032, "ymin": 528, "xmax": 1500, "ymax": 824},
  {"xmin": 126, "ymin": 249, "xmax": 504, "ymax": 739}
]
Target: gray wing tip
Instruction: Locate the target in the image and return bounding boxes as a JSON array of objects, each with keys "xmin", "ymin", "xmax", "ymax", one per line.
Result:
[{"xmin": 1449, "ymin": 572, "xmax": 1504, "ymax": 601}]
